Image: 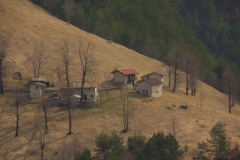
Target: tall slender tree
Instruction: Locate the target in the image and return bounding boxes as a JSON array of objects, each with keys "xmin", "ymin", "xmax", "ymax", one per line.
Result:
[
  {"xmin": 77, "ymin": 37, "xmax": 96, "ymax": 106},
  {"xmin": 25, "ymin": 42, "xmax": 49, "ymax": 78},
  {"xmin": 57, "ymin": 39, "xmax": 75, "ymax": 135},
  {"xmin": 0, "ymin": 36, "xmax": 9, "ymax": 94},
  {"xmin": 223, "ymin": 67, "xmax": 238, "ymax": 113},
  {"xmin": 172, "ymin": 51, "xmax": 182, "ymax": 92}
]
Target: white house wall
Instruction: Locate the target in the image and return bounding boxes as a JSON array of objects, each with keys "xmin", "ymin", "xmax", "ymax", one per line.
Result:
[
  {"xmin": 151, "ymin": 84, "xmax": 163, "ymax": 97},
  {"xmin": 137, "ymin": 81, "xmax": 163, "ymax": 97},
  {"xmin": 30, "ymin": 85, "xmax": 44, "ymax": 98},
  {"xmin": 137, "ymin": 81, "xmax": 152, "ymax": 96}
]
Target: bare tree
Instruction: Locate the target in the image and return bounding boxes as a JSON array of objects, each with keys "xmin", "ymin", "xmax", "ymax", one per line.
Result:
[
  {"xmin": 77, "ymin": 37, "xmax": 96, "ymax": 106},
  {"xmin": 170, "ymin": 115, "xmax": 179, "ymax": 137},
  {"xmin": 103, "ymin": 72, "xmax": 112, "ymax": 102},
  {"xmin": 163, "ymin": 57, "xmax": 174, "ymax": 88},
  {"xmin": 42, "ymin": 96, "xmax": 48, "ymax": 134},
  {"xmin": 58, "ymin": 137, "xmax": 81, "ymax": 160},
  {"xmin": 64, "ymin": 0, "xmax": 76, "ymax": 23},
  {"xmin": 200, "ymin": 92, "xmax": 206, "ymax": 108},
  {"xmin": 12, "ymin": 83, "xmax": 20, "ymax": 137},
  {"xmin": 57, "ymin": 39, "xmax": 75, "ymax": 135},
  {"xmin": 172, "ymin": 51, "xmax": 182, "ymax": 92},
  {"xmin": 0, "ymin": 36, "xmax": 9, "ymax": 94},
  {"xmin": 39, "ymin": 130, "xmax": 45, "ymax": 160},
  {"xmin": 25, "ymin": 42, "xmax": 49, "ymax": 78},
  {"xmin": 121, "ymin": 87, "xmax": 135, "ymax": 132},
  {"xmin": 185, "ymin": 52, "xmax": 200, "ymax": 95},
  {"xmin": 122, "ymin": 87, "xmax": 129, "ymax": 132},
  {"xmin": 223, "ymin": 68, "xmax": 238, "ymax": 113}
]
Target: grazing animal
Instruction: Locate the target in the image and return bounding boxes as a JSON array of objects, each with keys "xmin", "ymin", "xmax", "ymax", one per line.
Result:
[
  {"xmin": 172, "ymin": 104, "xmax": 176, "ymax": 107},
  {"xmin": 180, "ymin": 105, "xmax": 188, "ymax": 110}
]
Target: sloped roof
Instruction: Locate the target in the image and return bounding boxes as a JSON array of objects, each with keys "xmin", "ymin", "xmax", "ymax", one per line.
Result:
[
  {"xmin": 141, "ymin": 71, "xmax": 165, "ymax": 78},
  {"xmin": 29, "ymin": 82, "xmax": 46, "ymax": 87},
  {"xmin": 72, "ymin": 80, "xmax": 97, "ymax": 88},
  {"xmin": 138, "ymin": 78, "xmax": 163, "ymax": 85},
  {"xmin": 30, "ymin": 78, "xmax": 46, "ymax": 82},
  {"xmin": 59, "ymin": 81, "xmax": 97, "ymax": 89},
  {"xmin": 59, "ymin": 81, "xmax": 73, "ymax": 89},
  {"xmin": 111, "ymin": 68, "xmax": 139, "ymax": 75}
]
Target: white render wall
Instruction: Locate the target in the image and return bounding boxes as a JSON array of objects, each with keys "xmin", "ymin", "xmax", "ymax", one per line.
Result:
[
  {"xmin": 30, "ymin": 85, "xmax": 44, "ymax": 98},
  {"xmin": 137, "ymin": 81, "xmax": 163, "ymax": 97}
]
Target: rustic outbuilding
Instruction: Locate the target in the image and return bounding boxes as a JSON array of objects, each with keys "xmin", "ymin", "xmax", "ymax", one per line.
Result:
[
  {"xmin": 29, "ymin": 82, "xmax": 46, "ymax": 98},
  {"xmin": 59, "ymin": 80, "xmax": 99, "ymax": 107},
  {"xmin": 111, "ymin": 68, "xmax": 139, "ymax": 86},
  {"xmin": 137, "ymin": 78, "xmax": 163, "ymax": 97}
]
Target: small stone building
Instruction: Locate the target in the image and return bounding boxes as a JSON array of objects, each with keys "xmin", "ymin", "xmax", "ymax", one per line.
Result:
[
  {"xmin": 111, "ymin": 68, "xmax": 139, "ymax": 86},
  {"xmin": 137, "ymin": 71, "xmax": 165, "ymax": 97},
  {"xmin": 29, "ymin": 82, "xmax": 46, "ymax": 98},
  {"xmin": 59, "ymin": 80, "xmax": 99, "ymax": 107},
  {"xmin": 137, "ymin": 78, "xmax": 163, "ymax": 97}
]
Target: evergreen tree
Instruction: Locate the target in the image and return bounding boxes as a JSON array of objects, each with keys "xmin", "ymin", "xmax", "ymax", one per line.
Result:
[
  {"xmin": 193, "ymin": 141, "xmax": 209, "ymax": 160},
  {"xmin": 207, "ymin": 122, "xmax": 230, "ymax": 159}
]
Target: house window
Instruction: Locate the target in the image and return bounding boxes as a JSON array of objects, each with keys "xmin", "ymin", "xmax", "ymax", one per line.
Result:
[
  {"xmin": 90, "ymin": 95, "xmax": 93, "ymax": 98},
  {"xmin": 36, "ymin": 86, "xmax": 38, "ymax": 89}
]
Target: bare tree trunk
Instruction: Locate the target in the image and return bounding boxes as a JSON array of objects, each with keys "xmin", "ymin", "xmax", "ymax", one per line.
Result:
[
  {"xmin": 40, "ymin": 131, "xmax": 45, "ymax": 160},
  {"xmin": 42, "ymin": 96, "xmax": 48, "ymax": 134},
  {"xmin": 15, "ymin": 90, "xmax": 19, "ymax": 137},
  {"xmin": 200, "ymin": 92, "xmax": 206, "ymax": 108},
  {"xmin": 122, "ymin": 87, "xmax": 129, "ymax": 132},
  {"xmin": 172, "ymin": 52, "xmax": 181, "ymax": 92},
  {"xmin": 57, "ymin": 39, "xmax": 74, "ymax": 135},
  {"xmin": 0, "ymin": 37, "xmax": 8, "ymax": 94},
  {"xmin": 66, "ymin": 66, "xmax": 72, "ymax": 135},
  {"xmin": 223, "ymin": 68, "xmax": 238, "ymax": 114},
  {"xmin": 79, "ymin": 71, "xmax": 86, "ymax": 106},
  {"xmin": 77, "ymin": 37, "xmax": 96, "ymax": 107},
  {"xmin": 15, "ymin": 98, "xmax": 19, "ymax": 137},
  {"xmin": 186, "ymin": 59, "xmax": 190, "ymax": 95},
  {"xmin": 0, "ymin": 61, "xmax": 3, "ymax": 94}
]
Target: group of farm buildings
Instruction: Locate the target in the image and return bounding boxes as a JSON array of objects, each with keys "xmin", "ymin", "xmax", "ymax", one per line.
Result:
[{"xmin": 29, "ymin": 68, "xmax": 165, "ymax": 106}]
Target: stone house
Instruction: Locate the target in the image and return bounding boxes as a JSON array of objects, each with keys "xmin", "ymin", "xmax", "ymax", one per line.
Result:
[
  {"xmin": 137, "ymin": 71, "xmax": 165, "ymax": 97},
  {"xmin": 59, "ymin": 80, "xmax": 99, "ymax": 107},
  {"xmin": 111, "ymin": 68, "xmax": 139, "ymax": 86}
]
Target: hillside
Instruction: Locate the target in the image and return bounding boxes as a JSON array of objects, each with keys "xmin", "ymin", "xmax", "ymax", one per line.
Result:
[{"xmin": 1, "ymin": 0, "xmax": 240, "ymax": 159}]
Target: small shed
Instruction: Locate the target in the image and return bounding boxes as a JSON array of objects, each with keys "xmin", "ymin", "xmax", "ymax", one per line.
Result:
[
  {"xmin": 111, "ymin": 68, "xmax": 139, "ymax": 86},
  {"xmin": 137, "ymin": 78, "xmax": 163, "ymax": 97},
  {"xmin": 29, "ymin": 82, "xmax": 46, "ymax": 98}
]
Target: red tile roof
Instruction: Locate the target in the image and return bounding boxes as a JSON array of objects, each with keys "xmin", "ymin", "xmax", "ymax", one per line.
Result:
[
  {"xmin": 59, "ymin": 82, "xmax": 73, "ymax": 89},
  {"xmin": 139, "ymin": 78, "xmax": 163, "ymax": 85},
  {"xmin": 111, "ymin": 68, "xmax": 139, "ymax": 75}
]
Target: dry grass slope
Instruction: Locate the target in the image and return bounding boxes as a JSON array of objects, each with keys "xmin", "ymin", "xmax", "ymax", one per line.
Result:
[{"xmin": 0, "ymin": 0, "xmax": 240, "ymax": 159}]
